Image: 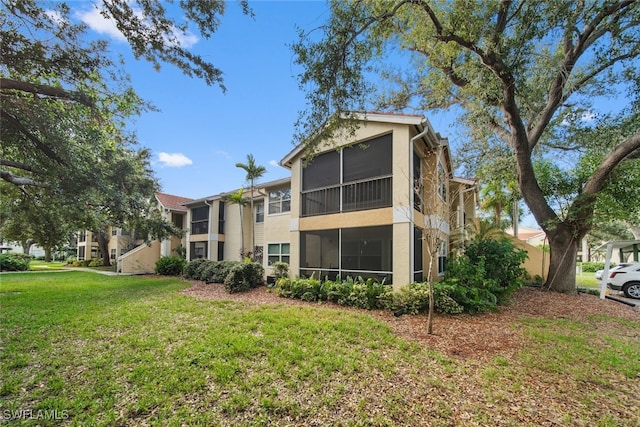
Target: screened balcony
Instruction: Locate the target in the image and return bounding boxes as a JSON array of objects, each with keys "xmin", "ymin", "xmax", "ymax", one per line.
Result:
[{"xmin": 301, "ymin": 175, "xmax": 392, "ymax": 217}]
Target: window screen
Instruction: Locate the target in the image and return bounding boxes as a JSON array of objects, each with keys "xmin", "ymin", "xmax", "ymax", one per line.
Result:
[
  {"xmin": 343, "ymin": 134, "xmax": 392, "ymax": 182},
  {"xmin": 302, "ymin": 150, "xmax": 340, "ymax": 191}
]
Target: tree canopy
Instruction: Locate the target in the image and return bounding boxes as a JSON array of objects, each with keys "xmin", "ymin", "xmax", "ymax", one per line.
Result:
[
  {"xmin": 1, "ymin": 0, "xmax": 246, "ymax": 255},
  {"xmin": 293, "ymin": 0, "xmax": 640, "ymax": 293}
]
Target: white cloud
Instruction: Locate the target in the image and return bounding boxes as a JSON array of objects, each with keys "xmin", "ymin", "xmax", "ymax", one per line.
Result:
[
  {"xmin": 269, "ymin": 160, "xmax": 279, "ymax": 167},
  {"xmin": 77, "ymin": 4, "xmax": 198, "ymax": 48},
  {"xmin": 77, "ymin": 5, "xmax": 127, "ymax": 42},
  {"xmin": 158, "ymin": 152, "xmax": 193, "ymax": 167}
]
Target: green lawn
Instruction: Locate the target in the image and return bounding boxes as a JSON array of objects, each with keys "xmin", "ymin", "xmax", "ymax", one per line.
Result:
[
  {"xmin": 1, "ymin": 272, "xmax": 638, "ymax": 426},
  {"xmin": 28, "ymin": 260, "xmax": 68, "ymax": 271}
]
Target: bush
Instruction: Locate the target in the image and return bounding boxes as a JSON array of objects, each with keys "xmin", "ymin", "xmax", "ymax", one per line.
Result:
[
  {"xmin": 437, "ymin": 237, "xmax": 528, "ymax": 313},
  {"xmin": 275, "ymin": 275, "xmax": 391, "ymax": 310},
  {"xmin": 183, "ymin": 258, "xmax": 208, "ymax": 280},
  {"xmin": 155, "ymin": 256, "xmax": 187, "ymax": 276},
  {"xmin": 0, "ymin": 252, "xmax": 31, "ymax": 271},
  {"xmin": 581, "ymin": 262, "xmax": 606, "ymax": 273},
  {"xmin": 272, "ymin": 261, "xmax": 289, "ymax": 279},
  {"xmin": 378, "ymin": 282, "xmax": 464, "ymax": 315},
  {"xmin": 224, "ymin": 262, "xmax": 264, "ymax": 293},
  {"xmin": 202, "ymin": 260, "xmax": 239, "ymax": 284},
  {"xmin": 195, "ymin": 259, "xmax": 216, "ymax": 281},
  {"xmin": 88, "ymin": 258, "xmax": 104, "ymax": 267}
]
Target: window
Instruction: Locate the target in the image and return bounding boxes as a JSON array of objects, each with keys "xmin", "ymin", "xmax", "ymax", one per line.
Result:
[
  {"xmin": 78, "ymin": 232, "xmax": 86, "ymax": 242},
  {"xmin": 438, "ymin": 161, "xmax": 447, "ymax": 202},
  {"xmin": 218, "ymin": 202, "xmax": 225, "ymax": 234},
  {"xmin": 191, "ymin": 206, "xmax": 209, "ymax": 235},
  {"xmin": 111, "ymin": 228, "xmax": 118, "ymax": 236},
  {"xmin": 78, "ymin": 246, "xmax": 85, "ymax": 260},
  {"xmin": 438, "ymin": 241, "xmax": 447, "ymax": 276},
  {"xmin": 413, "ymin": 151, "xmax": 423, "ymax": 212},
  {"xmin": 172, "ymin": 213, "xmax": 184, "ymax": 230},
  {"xmin": 342, "ymin": 135, "xmax": 392, "ymax": 182},
  {"xmin": 267, "ymin": 243, "xmax": 290, "ymax": 265},
  {"xmin": 190, "ymin": 241, "xmax": 207, "ymax": 260},
  {"xmin": 217, "ymin": 241, "xmax": 224, "ymax": 261},
  {"xmin": 414, "ymin": 227, "xmax": 423, "ymax": 282},
  {"xmin": 110, "ymin": 249, "xmax": 116, "ymax": 260},
  {"xmin": 268, "ymin": 188, "xmax": 291, "ymax": 214},
  {"xmin": 255, "ymin": 203, "xmax": 264, "ymax": 223}
]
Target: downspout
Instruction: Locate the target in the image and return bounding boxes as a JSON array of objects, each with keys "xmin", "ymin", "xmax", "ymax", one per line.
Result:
[
  {"xmin": 204, "ymin": 199, "xmax": 214, "ymax": 260},
  {"xmin": 409, "ymin": 121, "xmax": 431, "ymax": 281}
]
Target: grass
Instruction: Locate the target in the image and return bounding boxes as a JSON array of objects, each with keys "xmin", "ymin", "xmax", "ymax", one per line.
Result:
[
  {"xmin": 28, "ymin": 260, "xmax": 68, "ymax": 271},
  {"xmin": 576, "ymin": 272, "xmax": 599, "ymax": 289},
  {"xmin": 1, "ymin": 272, "xmax": 639, "ymax": 426}
]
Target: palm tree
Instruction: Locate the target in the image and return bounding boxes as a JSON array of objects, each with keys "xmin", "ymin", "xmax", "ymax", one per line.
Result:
[
  {"xmin": 235, "ymin": 154, "xmax": 266, "ymax": 257},
  {"xmin": 225, "ymin": 189, "xmax": 250, "ymax": 258}
]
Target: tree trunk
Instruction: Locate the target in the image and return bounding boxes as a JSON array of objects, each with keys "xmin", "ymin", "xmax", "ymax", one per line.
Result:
[
  {"xmin": 95, "ymin": 230, "xmax": 111, "ymax": 267},
  {"xmin": 545, "ymin": 226, "xmax": 579, "ymax": 294},
  {"xmin": 21, "ymin": 238, "xmax": 34, "ymax": 255},
  {"xmin": 44, "ymin": 246, "xmax": 52, "ymax": 262}
]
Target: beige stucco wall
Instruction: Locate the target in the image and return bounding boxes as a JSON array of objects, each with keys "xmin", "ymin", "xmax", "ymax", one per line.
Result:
[
  {"xmin": 507, "ymin": 236, "xmax": 549, "ymax": 280},
  {"xmin": 224, "ymin": 203, "xmax": 245, "ymax": 261},
  {"xmin": 263, "ymin": 209, "xmax": 292, "ymax": 275},
  {"xmin": 119, "ymin": 241, "xmax": 160, "ymax": 274}
]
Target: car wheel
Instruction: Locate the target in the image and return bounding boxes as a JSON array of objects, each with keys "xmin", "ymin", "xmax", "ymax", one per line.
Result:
[{"xmin": 622, "ymin": 282, "xmax": 640, "ymax": 299}]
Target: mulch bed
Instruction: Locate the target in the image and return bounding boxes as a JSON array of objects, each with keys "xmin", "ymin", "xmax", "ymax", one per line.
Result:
[{"xmin": 181, "ymin": 282, "xmax": 640, "ymax": 361}]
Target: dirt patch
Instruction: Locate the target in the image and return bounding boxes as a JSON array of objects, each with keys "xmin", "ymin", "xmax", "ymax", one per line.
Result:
[{"xmin": 181, "ymin": 282, "xmax": 640, "ymax": 361}]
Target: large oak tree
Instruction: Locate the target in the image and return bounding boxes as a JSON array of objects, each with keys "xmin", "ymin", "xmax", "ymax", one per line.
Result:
[
  {"xmin": 1, "ymin": 0, "xmax": 247, "ymax": 260},
  {"xmin": 293, "ymin": 0, "xmax": 640, "ymax": 293}
]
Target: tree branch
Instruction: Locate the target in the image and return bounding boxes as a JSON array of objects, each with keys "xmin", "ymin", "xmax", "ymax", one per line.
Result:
[
  {"xmin": 0, "ymin": 170, "xmax": 40, "ymax": 186},
  {"xmin": 0, "ymin": 159, "xmax": 43, "ymax": 174},
  {"xmin": 528, "ymin": 1, "xmax": 637, "ymax": 148},
  {"xmin": 0, "ymin": 109, "xmax": 67, "ymax": 165},
  {"xmin": 0, "ymin": 78, "xmax": 94, "ymax": 107},
  {"xmin": 583, "ymin": 131, "xmax": 640, "ymax": 197}
]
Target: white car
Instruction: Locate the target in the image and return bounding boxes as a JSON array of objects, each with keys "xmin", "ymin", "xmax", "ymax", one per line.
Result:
[
  {"xmin": 606, "ymin": 263, "xmax": 640, "ymax": 299},
  {"xmin": 595, "ymin": 262, "xmax": 635, "ymax": 280}
]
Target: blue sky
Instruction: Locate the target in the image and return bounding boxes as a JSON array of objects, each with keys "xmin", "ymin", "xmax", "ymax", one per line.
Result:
[{"xmin": 78, "ymin": 0, "xmax": 462, "ymax": 200}]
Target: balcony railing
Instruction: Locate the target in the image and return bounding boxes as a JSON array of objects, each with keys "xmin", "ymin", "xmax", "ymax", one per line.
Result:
[{"xmin": 301, "ymin": 176, "xmax": 392, "ymax": 217}]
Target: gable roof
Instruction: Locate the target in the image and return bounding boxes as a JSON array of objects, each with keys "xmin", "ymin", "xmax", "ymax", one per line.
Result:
[
  {"xmin": 279, "ymin": 112, "xmax": 438, "ymax": 168},
  {"xmin": 155, "ymin": 192, "xmax": 194, "ymax": 212}
]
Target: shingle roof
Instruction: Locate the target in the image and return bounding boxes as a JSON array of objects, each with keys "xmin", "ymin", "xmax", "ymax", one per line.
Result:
[{"xmin": 155, "ymin": 192, "xmax": 194, "ymax": 212}]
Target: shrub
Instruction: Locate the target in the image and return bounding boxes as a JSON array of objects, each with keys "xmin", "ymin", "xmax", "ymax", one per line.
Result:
[
  {"xmin": 581, "ymin": 262, "xmax": 606, "ymax": 273},
  {"xmin": 378, "ymin": 282, "xmax": 464, "ymax": 315},
  {"xmin": 464, "ymin": 237, "xmax": 528, "ymax": 296},
  {"xmin": 155, "ymin": 256, "xmax": 187, "ymax": 276},
  {"xmin": 202, "ymin": 260, "xmax": 239, "ymax": 284},
  {"xmin": 0, "ymin": 252, "xmax": 31, "ymax": 271},
  {"xmin": 195, "ymin": 259, "xmax": 216, "ymax": 281},
  {"xmin": 183, "ymin": 258, "xmax": 208, "ymax": 280},
  {"xmin": 275, "ymin": 276, "xmax": 391, "ymax": 310},
  {"xmin": 88, "ymin": 258, "xmax": 104, "ymax": 267},
  {"xmin": 272, "ymin": 261, "xmax": 289, "ymax": 279},
  {"xmin": 224, "ymin": 262, "xmax": 264, "ymax": 293}
]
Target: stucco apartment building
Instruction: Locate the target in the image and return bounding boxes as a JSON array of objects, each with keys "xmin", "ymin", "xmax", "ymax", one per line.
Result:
[
  {"xmin": 77, "ymin": 192, "xmax": 193, "ymax": 272},
  {"xmin": 80, "ymin": 113, "xmax": 479, "ymax": 288}
]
